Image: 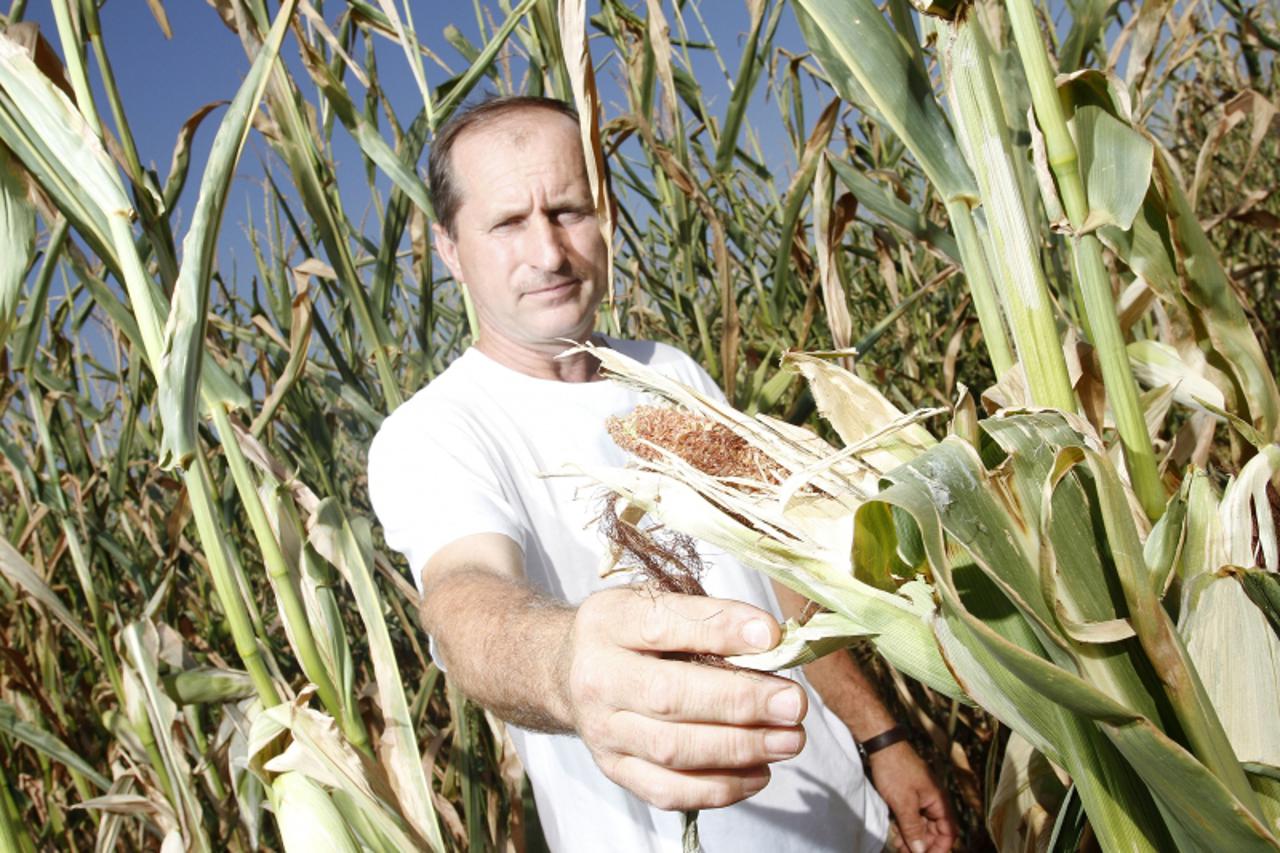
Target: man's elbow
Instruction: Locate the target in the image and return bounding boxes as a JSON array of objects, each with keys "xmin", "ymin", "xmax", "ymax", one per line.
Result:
[{"xmin": 418, "ymin": 564, "xmax": 490, "ymax": 635}]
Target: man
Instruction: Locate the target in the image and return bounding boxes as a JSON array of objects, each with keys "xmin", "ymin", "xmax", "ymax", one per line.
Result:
[{"xmin": 368, "ymin": 95, "xmax": 956, "ymax": 852}]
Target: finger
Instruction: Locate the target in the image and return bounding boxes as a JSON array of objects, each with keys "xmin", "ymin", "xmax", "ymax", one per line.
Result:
[
  {"xmin": 594, "ymin": 588, "xmax": 782, "ymax": 656},
  {"xmin": 918, "ymin": 789, "xmax": 958, "ymax": 848},
  {"xmin": 885, "ymin": 822, "xmax": 906, "ymax": 853},
  {"xmin": 610, "ymin": 654, "xmax": 807, "ymax": 726},
  {"xmin": 894, "ymin": 802, "xmax": 930, "ymax": 853},
  {"xmin": 602, "ymin": 754, "xmax": 772, "ymax": 811},
  {"xmin": 925, "ymin": 832, "xmax": 954, "ymax": 853},
  {"xmin": 925, "ymin": 793, "xmax": 958, "ymax": 826},
  {"xmin": 925, "ymin": 813, "xmax": 958, "ymax": 853},
  {"xmin": 602, "ymin": 711, "xmax": 806, "ymax": 770}
]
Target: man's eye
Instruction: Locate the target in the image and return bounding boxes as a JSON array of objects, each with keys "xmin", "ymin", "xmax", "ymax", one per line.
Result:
[{"xmin": 491, "ymin": 218, "xmax": 521, "ymax": 231}]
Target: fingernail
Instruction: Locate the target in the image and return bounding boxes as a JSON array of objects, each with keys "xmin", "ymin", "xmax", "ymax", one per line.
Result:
[
  {"xmin": 911, "ymin": 842, "xmax": 927, "ymax": 853},
  {"xmin": 742, "ymin": 619, "xmax": 773, "ymax": 650},
  {"xmin": 744, "ymin": 772, "xmax": 769, "ymax": 795},
  {"xmin": 766, "ymin": 688, "xmax": 802, "ymax": 723},
  {"xmin": 765, "ymin": 729, "xmax": 803, "ymax": 757}
]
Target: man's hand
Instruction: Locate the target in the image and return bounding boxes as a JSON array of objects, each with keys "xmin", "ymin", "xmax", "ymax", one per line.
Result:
[
  {"xmin": 420, "ymin": 541, "xmax": 808, "ymax": 812},
  {"xmin": 871, "ymin": 741, "xmax": 957, "ymax": 853},
  {"xmin": 556, "ymin": 588, "xmax": 809, "ymax": 811}
]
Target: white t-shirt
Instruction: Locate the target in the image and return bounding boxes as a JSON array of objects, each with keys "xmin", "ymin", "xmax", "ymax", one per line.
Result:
[{"xmin": 367, "ymin": 338, "xmax": 889, "ymax": 853}]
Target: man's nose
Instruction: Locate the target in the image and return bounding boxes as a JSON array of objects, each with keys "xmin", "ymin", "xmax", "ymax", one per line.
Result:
[{"xmin": 525, "ymin": 214, "xmax": 569, "ymax": 270}]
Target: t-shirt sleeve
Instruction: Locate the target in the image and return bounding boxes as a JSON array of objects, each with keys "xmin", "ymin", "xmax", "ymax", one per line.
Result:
[{"xmin": 367, "ymin": 405, "xmax": 527, "ymax": 593}]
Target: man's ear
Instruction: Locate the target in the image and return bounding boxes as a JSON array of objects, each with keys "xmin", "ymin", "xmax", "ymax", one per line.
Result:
[{"xmin": 432, "ymin": 222, "xmax": 465, "ymax": 283}]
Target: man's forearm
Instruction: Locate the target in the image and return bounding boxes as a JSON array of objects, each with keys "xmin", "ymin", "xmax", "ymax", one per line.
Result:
[
  {"xmin": 800, "ymin": 642, "xmax": 897, "ymax": 741},
  {"xmin": 770, "ymin": 581, "xmax": 896, "ymax": 740},
  {"xmin": 421, "ymin": 567, "xmax": 576, "ymax": 732}
]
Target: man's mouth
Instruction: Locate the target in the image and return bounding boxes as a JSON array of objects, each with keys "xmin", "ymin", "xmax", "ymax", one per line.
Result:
[{"xmin": 525, "ymin": 278, "xmax": 579, "ymax": 296}]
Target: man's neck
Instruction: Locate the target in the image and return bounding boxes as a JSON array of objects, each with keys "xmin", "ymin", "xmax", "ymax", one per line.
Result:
[{"xmin": 474, "ymin": 333, "xmax": 604, "ymax": 383}]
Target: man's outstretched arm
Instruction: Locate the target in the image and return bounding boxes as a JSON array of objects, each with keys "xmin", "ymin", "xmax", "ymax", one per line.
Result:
[
  {"xmin": 419, "ymin": 532, "xmax": 812, "ymax": 811},
  {"xmin": 772, "ymin": 582, "xmax": 957, "ymax": 853}
]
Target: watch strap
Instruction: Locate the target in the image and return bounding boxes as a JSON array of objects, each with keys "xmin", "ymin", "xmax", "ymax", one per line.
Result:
[{"xmin": 859, "ymin": 725, "xmax": 908, "ymax": 757}]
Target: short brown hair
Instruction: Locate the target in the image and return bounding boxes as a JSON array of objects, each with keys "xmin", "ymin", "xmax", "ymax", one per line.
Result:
[{"xmin": 428, "ymin": 95, "xmax": 580, "ymax": 235}]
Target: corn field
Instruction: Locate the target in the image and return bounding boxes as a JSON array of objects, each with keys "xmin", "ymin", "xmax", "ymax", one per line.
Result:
[{"xmin": 0, "ymin": 0, "xmax": 1276, "ymax": 850}]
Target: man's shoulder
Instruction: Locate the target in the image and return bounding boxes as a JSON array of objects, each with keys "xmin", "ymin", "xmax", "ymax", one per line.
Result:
[
  {"xmin": 606, "ymin": 337, "xmax": 713, "ymax": 381},
  {"xmin": 606, "ymin": 337, "xmax": 721, "ymax": 398},
  {"xmin": 607, "ymin": 337, "xmax": 695, "ymax": 367},
  {"xmin": 370, "ymin": 352, "xmax": 485, "ymax": 461}
]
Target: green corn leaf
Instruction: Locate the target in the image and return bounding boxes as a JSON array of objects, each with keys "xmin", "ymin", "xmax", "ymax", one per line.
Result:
[
  {"xmin": 1108, "ymin": 143, "xmax": 1280, "ymax": 441},
  {"xmin": 0, "ymin": 34, "xmax": 122, "ymax": 263},
  {"xmin": 299, "ymin": 43, "xmax": 433, "ymax": 218},
  {"xmin": 434, "ymin": 0, "xmax": 541, "ymax": 123},
  {"xmin": 891, "ymin": 417, "xmax": 1278, "ymax": 847},
  {"xmin": 251, "ymin": 695, "xmax": 423, "ymax": 851},
  {"xmin": 1064, "ymin": 446, "xmax": 1258, "ymax": 807},
  {"xmin": 1059, "ymin": 0, "xmax": 1113, "ymax": 71},
  {"xmin": 0, "ymin": 535, "xmax": 98, "ymax": 655},
  {"xmin": 309, "ymin": 499, "xmax": 445, "ymax": 851},
  {"xmin": 932, "ymin": 613, "xmax": 1066, "ymax": 766},
  {"xmin": 1238, "ymin": 570, "xmax": 1280, "ymax": 639},
  {"xmin": 875, "ymin": 439, "xmax": 1173, "ymax": 851},
  {"xmin": 1220, "ymin": 447, "xmax": 1280, "ymax": 572},
  {"xmin": 791, "ymin": 0, "xmax": 977, "ymax": 203},
  {"xmin": 713, "ymin": 0, "xmax": 770, "ymax": 174},
  {"xmin": 0, "ymin": 699, "xmax": 110, "ymax": 791},
  {"xmin": 1183, "ymin": 573, "xmax": 1280, "ymax": 767},
  {"xmin": 0, "ymin": 141, "xmax": 33, "ymax": 348},
  {"xmin": 1074, "ymin": 104, "xmax": 1153, "ymax": 233},
  {"xmin": 727, "ymin": 611, "xmax": 872, "ymax": 670},
  {"xmin": 824, "ymin": 154, "xmax": 961, "ymax": 262},
  {"xmin": 0, "ymin": 25, "xmax": 248, "ymax": 407},
  {"xmin": 1103, "ymin": 719, "xmax": 1280, "ymax": 851},
  {"xmin": 885, "ymin": 440, "xmax": 1277, "ymax": 849},
  {"xmin": 121, "ymin": 622, "xmax": 211, "ymax": 852},
  {"xmin": 156, "ymin": 0, "xmax": 297, "ymax": 468}
]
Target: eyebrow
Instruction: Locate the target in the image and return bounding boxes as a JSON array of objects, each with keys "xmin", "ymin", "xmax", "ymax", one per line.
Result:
[
  {"xmin": 484, "ymin": 193, "xmax": 593, "ymax": 222},
  {"xmin": 486, "ymin": 206, "xmax": 529, "ymax": 222}
]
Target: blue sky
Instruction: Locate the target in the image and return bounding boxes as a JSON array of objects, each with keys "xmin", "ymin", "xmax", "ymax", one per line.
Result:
[{"xmin": 17, "ymin": 1, "xmax": 817, "ymax": 288}]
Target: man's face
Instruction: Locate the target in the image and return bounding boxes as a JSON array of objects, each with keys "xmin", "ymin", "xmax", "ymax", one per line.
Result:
[{"xmin": 432, "ymin": 110, "xmax": 608, "ymax": 353}]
